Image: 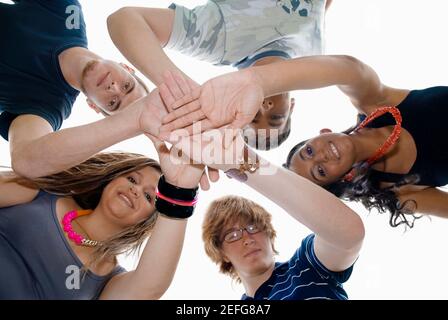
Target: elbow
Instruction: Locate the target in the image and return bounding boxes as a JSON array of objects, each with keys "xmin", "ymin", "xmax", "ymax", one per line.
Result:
[
  {"xmin": 337, "ymin": 55, "xmax": 362, "ymax": 67},
  {"xmin": 11, "ymin": 151, "xmax": 37, "ymax": 179},
  {"xmin": 346, "ymin": 215, "xmax": 365, "ymax": 251},
  {"xmin": 107, "ymin": 7, "xmax": 135, "ymax": 35}
]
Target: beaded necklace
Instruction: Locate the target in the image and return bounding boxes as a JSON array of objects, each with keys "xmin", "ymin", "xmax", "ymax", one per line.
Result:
[
  {"xmin": 62, "ymin": 210, "xmax": 102, "ymax": 247},
  {"xmin": 343, "ymin": 106, "xmax": 402, "ymax": 182}
]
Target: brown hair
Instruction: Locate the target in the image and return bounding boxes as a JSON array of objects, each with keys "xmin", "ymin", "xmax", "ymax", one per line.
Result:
[
  {"xmin": 12, "ymin": 152, "xmax": 161, "ymax": 268},
  {"xmin": 202, "ymin": 195, "xmax": 278, "ymax": 282}
]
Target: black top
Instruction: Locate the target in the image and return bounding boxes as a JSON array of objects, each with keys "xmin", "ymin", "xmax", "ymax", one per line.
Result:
[
  {"xmin": 364, "ymin": 86, "xmax": 448, "ymax": 187},
  {"xmin": 0, "ymin": 0, "xmax": 88, "ymax": 140}
]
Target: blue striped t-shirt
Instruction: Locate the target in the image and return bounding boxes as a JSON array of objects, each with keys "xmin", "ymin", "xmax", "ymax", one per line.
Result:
[{"xmin": 241, "ymin": 234, "xmax": 354, "ymax": 300}]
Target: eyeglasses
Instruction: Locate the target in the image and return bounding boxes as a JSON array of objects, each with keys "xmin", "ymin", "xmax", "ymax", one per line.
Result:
[{"xmin": 222, "ymin": 224, "xmax": 262, "ymax": 243}]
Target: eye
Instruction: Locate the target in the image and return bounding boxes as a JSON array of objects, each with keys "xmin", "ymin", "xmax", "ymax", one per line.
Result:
[
  {"xmin": 123, "ymin": 81, "xmax": 131, "ymax": 91},
  {"xmin": 144, "ymin": 193, "xmax": 151, "ymax": 203},
  {"xmin": 224, "ymin": 231, "xmax": 239, "ymax": 242},
  {"xmin": 306, "ymin": 145, "xmax": 313, "ymax": 157},
  {"xmin": 317, "ymin": 165, "xmax": 326, "ymax": 177},
  {"xmin": 108, "ymin": 97, "xmax": 117, "ymax": 108},
  {"xmin": 127, "ymin": 176, "xmax": 137, "ymax": 184},
  {"xmin": 247, "ymin": 225, "xmax": 260, "ymax": 233}
]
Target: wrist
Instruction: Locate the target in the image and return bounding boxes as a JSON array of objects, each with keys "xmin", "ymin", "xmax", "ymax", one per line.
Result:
[
  {"xmin": 248, "ymin": 67, "xmax": 269, "ymax": 97},
  {"xmin": 155, "ymin": 175, "xmax": 199, "ymax": 219},
  {"xmin": 224, "ymin": 145, "xmax": 260, "ymax": 182}
]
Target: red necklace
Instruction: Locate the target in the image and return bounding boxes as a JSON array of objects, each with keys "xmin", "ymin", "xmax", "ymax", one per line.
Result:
[
  {"xmin": 343, "ymin": 106, "xmax": 402, "ymax": 182},
  {"xmin": 62, "ymin": 209, "xmax": 102, "ymax": 247}
]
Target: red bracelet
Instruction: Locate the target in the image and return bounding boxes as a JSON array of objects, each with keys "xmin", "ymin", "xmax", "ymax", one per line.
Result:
[{"xmin": 156, "ymin": 188, "xmax": 198, "ymax": 207}]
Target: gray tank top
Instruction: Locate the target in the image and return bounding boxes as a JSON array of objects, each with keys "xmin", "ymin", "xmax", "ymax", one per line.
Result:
[{"xmin": 0, "ymin": 191, "xmax": 125, "ymax": 299}]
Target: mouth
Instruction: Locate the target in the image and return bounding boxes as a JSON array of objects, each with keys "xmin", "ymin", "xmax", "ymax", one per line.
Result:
[
  {"xmin": 118, "ymin": 192, "xmax": 134, "ymax": 209},
  {"xmin": 329, "ymin": 142, "xmax": 340, "ymax": 160},
  {"xmin": 244, "ymin": 249, "xmax": 261, "ymax": 258},
  {"xmin": 97, "ymin": 71, "xmax": 110, "ymax": 87}
]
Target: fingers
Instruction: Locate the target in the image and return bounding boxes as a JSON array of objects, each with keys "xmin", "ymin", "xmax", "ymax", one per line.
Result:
[
  {"xmin": 207, "ymin": 167, "xmax": 220, "ymax": 182},
  {"xmin": 163, "ymin": 71, "xmax": 186, "ymax": 101},
  {"xmin": 199, "ymin": 172, "xmax": 211, "ymax": 191},
  {"xmin": 159, "ymin": 71, "xmax": 199, "ymax": 112},
  {"xmin": 158, "ymin": 82, "xmax": 176, "ymax": 112},
  {"xmin": 160, "ymin": 111, "xmax": 209, "ymax": 136},
  {"xmin": 161, "ymin": 100, "xmax": 202, "ymax": 125}
]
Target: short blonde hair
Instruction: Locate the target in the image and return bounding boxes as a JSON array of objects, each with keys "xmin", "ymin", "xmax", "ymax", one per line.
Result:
[{"xmin": 202, "ymin": 195, "xmax": 278, "ymax": 282}]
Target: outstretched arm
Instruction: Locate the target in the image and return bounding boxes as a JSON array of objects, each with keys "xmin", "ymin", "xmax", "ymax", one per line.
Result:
[
  {"xmin": 107, "ymin": 7, "xmax": 188, "ymax": 86},
  {"xmin": 100, "ymin": 137, "xmax": 204, "ymax": 299},
  {"xmin": 9, "ymin": 90, "xmax": 167, "ymax": 179},
  {"xmin": 174, "ymin": 129, "xmax": 364, "ymax": 272},
  {"xmin": 160, "ymin": 55, "xmax": 408, "ymax": 134}
]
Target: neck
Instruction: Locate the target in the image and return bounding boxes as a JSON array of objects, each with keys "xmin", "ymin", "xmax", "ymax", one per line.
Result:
[
  {"xmin": 252, "ymin": 56, "xmax": 285, "ymax": 67},
  {"xmin": 241, "ymin": 263, "xmax": 275, "ymax": 298},
  {"xmin": 58, "ymin": 47, "xmax": 101, "ymax": 91},
  {"xmin": 350, "ymin": 128, "xmax": 391, "ymax": 163}
]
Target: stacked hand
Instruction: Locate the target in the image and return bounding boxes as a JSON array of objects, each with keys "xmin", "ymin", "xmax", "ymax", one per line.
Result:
[
  {"xmin": 155, "ymin": 71, "xmax": 259, "ymax": 174},
  {"xmin": 140, "ymin": 71, "xmax": 220, "ymax": 190},
  {"xmin": 158, "ymin": 70, "xmax": 264, "ymax": 138}
]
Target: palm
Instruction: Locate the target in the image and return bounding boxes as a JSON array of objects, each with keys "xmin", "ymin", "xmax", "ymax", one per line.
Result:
[
  {"xmin": 139, "ymin": 89, "xmax": 168, "ymax": 137},
  {"xmin": 200, "ymin": 74, "xmax": 263, "ymax": 128},
  {"xmin": 160, "ymin": 70, "xmax": 264, "ymax": 135}
]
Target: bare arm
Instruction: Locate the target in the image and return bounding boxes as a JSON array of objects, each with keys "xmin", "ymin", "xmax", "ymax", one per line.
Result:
[
  {"xmin": 99, "ymin": 216, "xmax": 187, "ymax": 300},
  {"xmin": 100, "ymin": 137, "xmax": 204, "ymax": 299},
  {"xmin": 241, "ymin": 156, "xmax": 364, "ymax": 272},
  {"xmin": 398, "ymin": 187, "xmax": 448, "ymax": 218},
  {"xmin": 252, "ymin": 55, "xmax": 393, "ymax": 114},
  {"xmin": 9, "ymin": 107, "xmax": 141, "ymax": 178},
  {"xmin": 8, "ymin": 88, "xmax": 172, "ymax": 179},
  {"xmin": 160, "ymin": 55, "xmax": 408, "ymax": 132},
  {"xmin": 107, "ymin": 7, "xmax": 186, "ymax": 86},
  {"xmin": 173, "ymin": 130, "xmax": 365, "ymax": 272}
]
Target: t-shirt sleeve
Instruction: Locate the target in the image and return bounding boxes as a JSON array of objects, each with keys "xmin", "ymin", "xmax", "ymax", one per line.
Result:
[
  {"xmin": 0, "ymin": 108, "xmax": 60, "ymax": 141},
  {"xmin": 297, "ymin": 234, "xmax": 354, "ymax": 284}
]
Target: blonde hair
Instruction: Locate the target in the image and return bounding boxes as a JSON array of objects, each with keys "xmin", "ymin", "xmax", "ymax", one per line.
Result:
[
  {"xmin": 202, "ymin": 195, "xmax": 278, "ymax": 282},
  {"xmin": 12, "ymin": 152, "xmax": 161, "ymax": 269}
]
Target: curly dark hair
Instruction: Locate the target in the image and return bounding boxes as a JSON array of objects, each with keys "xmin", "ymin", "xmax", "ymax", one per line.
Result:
[{"xmin": 284, "ymin": 128, "xmax": 422, "ymax": 229}]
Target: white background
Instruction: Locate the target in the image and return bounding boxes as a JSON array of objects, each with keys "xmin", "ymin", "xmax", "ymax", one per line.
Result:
[{"xmin": 1, "ymin": 0, "xmax": 448, "ymax": 299}]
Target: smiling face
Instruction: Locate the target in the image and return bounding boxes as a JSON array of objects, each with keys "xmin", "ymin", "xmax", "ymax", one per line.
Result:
[
  {"xmin": 98, "ymin": 166, "xmax": 161, "ymax": 227},
  {"xmin": 81, "ymin": 59, "xmax": 147, "ymax": 115},
  {"xmin": 287, "ymin": 131, "xmax": 357, "ymax": 185},
  {"xmin": 220, "ymin": 220, "xmax": 275, "ymax": 279}
]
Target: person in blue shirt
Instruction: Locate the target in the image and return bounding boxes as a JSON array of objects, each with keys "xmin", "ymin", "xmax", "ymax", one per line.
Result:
[
  {"xmin": 0, "ymin": 0, "xmax": 158, "ymax": 180},
  {"xmin": 198, "ymin": 147, "xmax": 363, "ymax": 300},
  {"xmin": 203, "ymin": 196, "xmax": 356, "ymax": 300}
]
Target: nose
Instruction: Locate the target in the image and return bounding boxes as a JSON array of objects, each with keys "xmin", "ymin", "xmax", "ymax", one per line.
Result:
[
  {"xmin": 262, "ymin": 100, "xmax": 274, "ymax": 111},
  {"xmin": 129, "ymin": 185, "xmax": 140, "ymax": 198},
  {"xmin": 314, "ymin": 150, "xmax": 329, "ymax": 162},
  {"xmin": 242, "ymin": 230, "xmax": 255, "ymax": 246},
  {"xmin": 107, "ymin": 80, "xmax": 119, "ymax": 92}
]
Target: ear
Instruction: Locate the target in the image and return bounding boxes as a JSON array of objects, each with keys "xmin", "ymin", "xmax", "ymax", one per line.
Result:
[
  {"xmin": 86, "ymin": 98, "xmax": 101, "ymax": 114},
  {"xmin": 319, "ymin": 128, "xmax": 332, "ymax": 134},
  {"xmin": 119, "ymin": 62, "xmax": 135, "ymax": 74}
]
